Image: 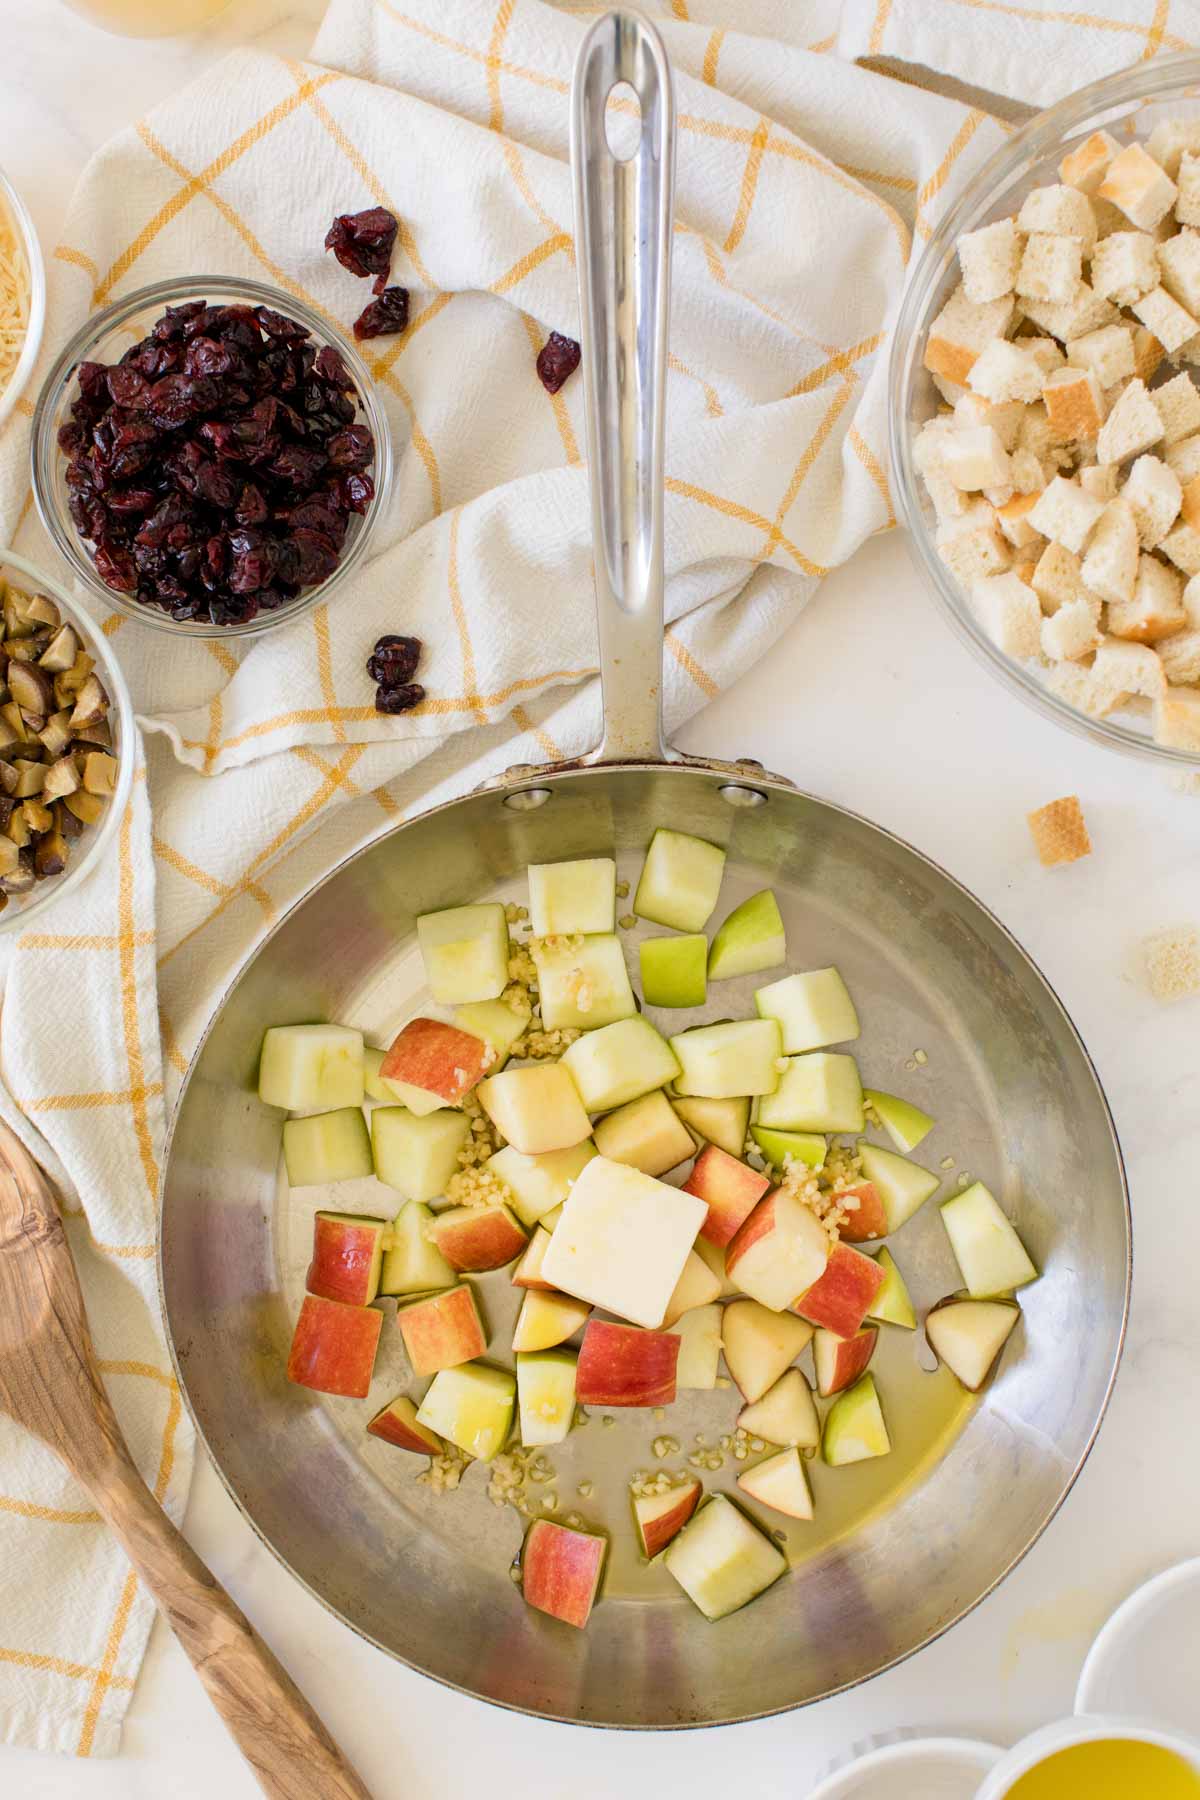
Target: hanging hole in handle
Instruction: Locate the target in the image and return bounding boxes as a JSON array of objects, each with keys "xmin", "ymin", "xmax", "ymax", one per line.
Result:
[{"xmin": 605, "ymin": 81, "xmax": 643, "ymax": 161}]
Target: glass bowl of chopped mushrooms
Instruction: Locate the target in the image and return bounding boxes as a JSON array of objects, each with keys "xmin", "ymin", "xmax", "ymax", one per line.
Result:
[
  {"xmin": 0, "ymin": 548, "xmax": 133, "ymax": 928},
  {"xmin": 891, "ymin": 55, "xmax": 1200, "ymax": 767},
  {"xmin": 31, "ymin": 275, "xmax": 392, "ymax": 638}
]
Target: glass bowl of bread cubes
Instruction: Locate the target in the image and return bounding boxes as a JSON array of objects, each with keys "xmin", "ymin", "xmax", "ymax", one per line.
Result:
[{"xmin": 891, "ymin": 56, "xmax": 1200, "ymax": 767}]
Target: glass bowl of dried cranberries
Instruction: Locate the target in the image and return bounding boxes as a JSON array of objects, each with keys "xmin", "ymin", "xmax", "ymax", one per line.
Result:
[{"xmin": 31, "ymin": 276, "xmax": 392, "ymax": 636}]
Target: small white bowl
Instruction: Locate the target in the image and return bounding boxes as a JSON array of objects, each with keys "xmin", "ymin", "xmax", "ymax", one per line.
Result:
[
  {"xmin": 809, "ymin": 1733, "xmax": 1003, "ymax": 1799},
  {"xmin": 0, "ymin": 164, "xmax": 46, "ymax": 431},
  {"xmin": 1076, "ymin": 1557, "xmax": 1200, "ymax": 1735},
  {"xmin": 976, "ymin": 1716, "xmax": 1200, "ymax": 1800}
]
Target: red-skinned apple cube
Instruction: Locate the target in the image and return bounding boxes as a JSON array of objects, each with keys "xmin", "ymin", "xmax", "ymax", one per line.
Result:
[
  {"xmin": 834, "ymin": 1181, "xmax": 888, "ymax": 1244},
  {"xmin": 813, "ymin": 1324, "xmax": 878, "ymax": 1398},
  {"xmin": 725, "ymin": 1186, "xmax": 829, "ymax": 1312},
  {"xmin": 397, "ymin": 1284, "xmax": 486, "ymax": 1376},
  {"xmin": 521, "ymin": 1518, "xmax": 607, "ymax": 1629},
  {"xmin": 380, "ymin": 1017, "xmax": 490, "ymax": 1107},
  {"xmin": 576, "ymin": 1319, "xmax": 680, "ymax": 1407},
  {"xmin": 632, "ymin": 1477, "xmax": 702, "ymax": 1558},
  {"xmin": 305, "ymin": 1212, "xmax": 388, "ymax": 1307},
  {"xmin": 683, "ymin": 1144, "xmax": 770, "ymax": 1248},
  {"xmin": 428, "ymin": 1203, "xmax": 528, "ymax": 1273},
  {"xmin": 366, "ymin": 1394, "xmax": 444, "ymax": 1455},
  {"xmin": 793, "ymin": 1243, "xmax": 885, "ymax": 1337},
  {"xmin": 287, "ymin": 1294, "xmax": 382, "ymax": 1398}
]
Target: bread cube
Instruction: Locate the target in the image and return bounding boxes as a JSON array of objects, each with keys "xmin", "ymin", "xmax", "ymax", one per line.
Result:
[
  {"xmin": 1044, "ymin": 659, "xmax": 1127, "ymax": 717},
  {"xmin": 938, "ymin": 513, "xmax": 1012, "ymax": 584},
  {"xmin": 1175, "ymin": 151, "xmax": 1200, "ymax": 227},
  {"xmin": 1150, "ymin": 373, "xmax": 1200, "ymax": 450},
  {"xmin": 1099, "ymin": 142, "xmax": 1178, "ymax": 231},
  {"xmin": 926, "ymin": 470, "xmax": 972, "ymax": 521},
  {"xmin": 1066, "ymin": 323, "xmax": 1135, "ymax": 388},
  {"xmin": 1183, "ymin": 572, "xmax": 1200, "ymax": 626},
  {"xmin": 1026, "ymin": 281, "xmax": 1120, "ymax": 342},
  {"xmin": 1028, "ymin": 476, "xmax": 1106, "ymax": 553},
  {"xmin": 1166, "ymin": 432, "xmax": 1200, "ymax": 484},
  {"xmin": 967, "ymin": 338, "xmax": 1046, "ymax": 403},
  {"xmin": 1010, "ymin": 447, "xmax": 1049, "ymax": 494},
  {"xmin": 1090, "ymin": 230, "xmax": 1159, "ymax": 305},
  {"xmin": 1060, "ymin": 129, "xmax": 1121, "ymax": 196},
  {"xmin": 1155, "ymin": 683, "xmax": 1200, "ymax": 749},
  {"xmin": 1108, "ymin": 553, "xmax": 1186, "ymax": 641},
  {"xmin": 1133, "ymin": 328, "xmax": 1166, "ymax": 387},
  {"xmin": 1080, "ymin": 498, "xmax": 1138, "ymax": 604},
  {"xmin": 924, "ymin": 285, "xmax": 1015, "ymax": 386},
  {"xmin": 954, "ymin": 392, "xmax": 1026, "ymax": 449},
  {"xmin": 1031, "ymin": 539, "xmax": 1085, "ymax": 612},
  {"xmin": 1018, "ymin": 184, "xmax": 1098, "ymax": 253},
  {"xmin": 1016, "ymin": 402, "xmax": 1057, "ymax": 464},
  {"xmin": 970, "ymin": 571, "xmax": 1042, "ymax": 657},
  {"xmin": 1093, "ymin": 636, "xmax": 1167, "ymax": 698},
  {"xmin": 1024, "ymin": 336, "xmax": 1066, "ymax": 374},
  {"xmin": 941, "ymin": 425, "xmax": 1011, "ymax": 491},
  {"xmin": 1159, "ymin": 626, "xmax": 1200, "ymax": 684},
  {"xmin": 1160, "ymin": 517, "xmax": 1200, "ymax": 575},
  {"xmin": 1122, "ymin": 455, "xmax": 1182, "ymax": 547},
  {"xmin": 1146, "ymin": 118, "xmax": 1200, "ymax": 179},
  {"xmin": 1096, "ymin": 378, "xmax": 1164, "ymax": 465},
  {"xmin": 958, "ymin": 217, "xmax": 1022, "ymax": 304},
  {"xmin": 995, "ymin": 491, "xmax": 1044, "ymax": 548},
  {"xmin": 1017, "ymin": 232, "xmax": 1082, "ymax": 305},
  {"xmin": 1042, "ymin": 365, "xmax": 1105, "ymax": 441},
  {"xmin": 1079, "ymin": 463, "xmax": 1119, "ymax": 503},
  {"xmin": 1141, "ymin": 924, "xmax": 1200, "ymax": 1001},
  {"xmin": 1132, "ymin": 284, "xmax": 1199, "ymax": 355},
  {"xmin": 1027, "ymin": 795, "xmax": 1092, "ymax": 866},
  {"xmin": 931, "ymin": 371, "xmax": 968, "ymax": 405},
  {"xmin": 1158, "ymin": 229, "xmax": 1200, "ymax": 312},
  {"xmin": 1041, "ymin": 596, "xmax": 1102, "ymax": 661}
]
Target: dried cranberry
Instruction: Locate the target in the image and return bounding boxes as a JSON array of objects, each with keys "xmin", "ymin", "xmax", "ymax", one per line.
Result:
[
  {"xmin": 324, "ymin": 207, "xmax": 398, "ymax": 283},
  {"xmin": 271, "ymin": 444, "xmax": 327, "ymax": 489},
  {"xmin": 335, "ymin": 471, "xmax": 374, "ymax": 513},
  {"xmin": 234, "ymin": 482, "xmax": 268, "ymax": 525},
  {"xmin": 367, "ymin": 634, "xmax": 421, "ymax": 686},
  {"xmin": 57, "ymin": 421, "xmax": 83, "ymax": 457},
  {"xmin": 314, "ymin": 344, "xmax": 353, "ymax": 388},
  {"xmin": 326, "ymin": 425, "xmax": 374, "ymax": 471},
  {"xmin": 106, "ymin": 487, "xmax": 158, "ymax": 516},
  {"xmin": 107, "ymin": 366, "xmax": 150, "ymax": 408},
  {"xmin": 352, "ymin": 286, "xmax": 409, "ymax": 341},
  {"xmin": 153, "ymin": 300, "xmax": 206, "ymax": 342},
  {"xmin": 255, "ymin": 305, "xmax": 310, "ymax": 345},
  {"xmin": 110, "ymin": 420, "xmax": 159, "ymax": 481},
  {"xmin": 196, "ymin": 460, "xmax": 238, "ymax": 509},
  {"xmin": 76, "ymin": 361, "xmax": 110, "ymax": 406},
  {"xmin": 146, "ymin": 373, "xmax": 205, "ymax": 429},
  {"xmin": 291, "ymin": 528, "xmax": 340, "ymax": 586},
  {"xmin": 374, "ymin": 683, "xmax": 424, "ymax": 714},
  {"xmin": 536, "ymin": 331, "xmax": 581, "ymax": 395},
  {"xmin": 93, "ymin": 541, "xmax": 137, "ymax": 591},
  {"xmin": 185, "ymin": 335, "xmax": 238, "ymax": 378}
]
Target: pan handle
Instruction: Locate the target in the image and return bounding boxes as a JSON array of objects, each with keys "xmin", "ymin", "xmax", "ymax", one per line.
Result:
[{"xmin": 571, "ymin": 10, "xmax": 675, "ymax": 764}]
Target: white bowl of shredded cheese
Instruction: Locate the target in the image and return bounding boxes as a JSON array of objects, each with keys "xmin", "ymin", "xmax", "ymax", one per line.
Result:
[{"xmin": 0, "ymin": 164, "xmax": 45, "ymax": 432}]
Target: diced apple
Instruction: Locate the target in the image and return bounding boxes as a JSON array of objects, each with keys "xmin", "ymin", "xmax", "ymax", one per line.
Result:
[
  {"xmin": 707, "ymin": 889, "xmax": 785, "ymax": 981},
  {"xmin": 639, "ymin": 933, "xmax": 707, "ymax": 1008},
  {"xmin": 416, "ymin": 1362, "xmax": 515, "ymax": 1461},
  {"xmin": 487, "ymin": 1141, "xmax": 596, "ymax": 1228},
  {"xmin": 749, "ymin": 1126, "xmax": 827, "ymax": 1172},
  {"xmin": 428, "ymin": 1203, "xmax": 527, "ymax": 1273},
  {"xmin": 511, "ymin": 1226, "xmax": 556, "ymax": 1291},
  {"xmin": 755, "ymin": 968, "xmax": 859, "ymax": 1053},
  {"xmin": 632, "ymin": 1477, "xmax": 702, "ymax": 1558},
  {"xmin": 813, "ymin": 1325, "xmax": 878, "ymax": 1399},
  {"xmin": 822, "ymin": 1373, "xmax": 890, "ymax": 1465},
  {"xmin": 371, "ymin": 1106, "xmax": 470, "ymax": 1203},
  {"xmin": 528, "ymin": 857, "xmax": 616, "ymax": 937},
  {"xmin": 868, "ymin": 1248, "xmax": 916, "ymax": 1328},
  {"xmin": 259, "ymin": 1022, "xmax": 363, "ymax": 1111},
  {"xmin": 664, "ymin": 1494, "xmax": 786, "ymax": 1620},
  {"xmin": 864, "ymin": 1087, "xmax": 934, "ymax": 1153},
  {"xmin": 793, "ymin": 1243, "xmax": 886, "ymax": 1338},
  {"xmin": 453, "ymin": 999, "xmax": 527, "ymax": 1070},
  {"xmin": 721, "ymin": 1298, "xmax": 813, "ymax": 1402},
  {"xmin": 378, "ymin": 1201, "xmax": 455, "ymax": 1296},
  {"xmin": 416, "ymin": 903, "xmax": 510, "ymax": 1004},
  {"xmin": 363, "ymin": 1044, "xmax": 403, "ymax": 1102},
  {"xmin": 521, "ymin": 1518, "xmax": 607, "ymax": 1629},
  {"xmin": 541, "ymin": 1156, "xmax": 706, "ymax": 1328},
  {"xmin": 725, "ymin": 1187, "xmax": 829, "ymax": 1312},
  {"xmin": 380, "ymin": 1017, "xmax": 490, "ymax": 1112},
  {"xmin": 366, "ymin": 1393, "xmax": 443, "ymax": 1455},
  {"xmin": 512, "ymin": 1289, "xmax": 591, "ymax": 1352},
  {"xmin": 540, "ymin": 1203, "xmax": 565, "ymax": 1232},
  {"xmin": 693, "ymin": 1232, "xmax": 739, "ymax": 1299},
  {"xmin": 940, "ymin": 1183, "xmax": 1038, "ymax": 1297},
  {"xmin": 634, "ymin": 828, "xmax": 726, "ymax": 932},
  {"xmin": 532, "ymin": 934, "xmax": 636, "ymax": 1032},
  {"xmin": 737, "ymin": 1369, "xmax": 819, "ymax": 1449},
  {"xmin": 661, "ymin": 1249, "xmax": 721, "ymax": 1327},
  {"xmin": 517, "ymin": 1349, "xmax": 578, "ymax": 1446},
  {"xmin": 833, "ymin": 1180, "xmax": 887, "ymax": 1244},
  {"xmin": 575, "ymin": 1319, "xmax": 680, "ymax": 1406},
  {"xmin": 592, "ymin": 1090, "xmax": 694, "ymax": 1177},
  {"xmin": 738, "ymin": 1447, "xmax": 813, "ymax": 1521},
  {"xmin": 287, "ymin": 1294, "xmax": 382, "ymax": 1399},
  {"xmin": 670, "ymin": 1019, "xmax": 783, "ymax": 1099},
  {"xmin": 926, "ymin": 1297, "xmax": 1020, "ymax": 1390},
  {"xmin": 674, "ymin": 1303, "xmax": 723, "ymax": 1388},
  {"xmin": 397, "ymin": 1284, "xmax": 486, "ymax": 1376},
  {"xmin": 683, "ymin": 1143, "xmax": 770, "ymax": 1248},
  {"xmin": 671, "ymin": 1095, "xmax": 750, "ymax": 1158},
  {"xmin": 561, "ymin": 1016, "xmax": 680, "ymax": 1113},
  {"xmin": 282, "ymin": 1108, "xmax": 373, "ymax": 1187},
  {"xmin": 857, "ymin": 1143, "xmax": 941, "ymax": 1232},
  {"xmin": 756, "ymin": 1052, "xmax": 864, "ymax": 1134},
  {"xmin": 305, "ymin": 1211, "xmax": 387, "ymax": 1307},
  {"xmin": 477, "ymin": 1064, "xmax": 592, "ymax": 1154}
]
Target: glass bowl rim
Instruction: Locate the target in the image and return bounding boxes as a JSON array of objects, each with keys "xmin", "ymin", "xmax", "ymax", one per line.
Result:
[
  {"xmin": 29, "ymin": 273, "xmax": 392, "ymax": 640},
  {"xmin": 0, "ymin": 162, "xmax": 48, "ymax": 433},
  {"xmin": 889, "ymin": 51, "xmax": 1200, "ymax": 770}
]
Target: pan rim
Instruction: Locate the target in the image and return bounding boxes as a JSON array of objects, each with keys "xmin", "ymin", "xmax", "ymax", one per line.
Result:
[{"xmin": 157, "ymin": 758, "xmax": 1132, "ymax": 1730}]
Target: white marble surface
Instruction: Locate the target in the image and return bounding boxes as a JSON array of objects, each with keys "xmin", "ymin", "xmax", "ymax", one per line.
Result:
[{"xmin": 3, "ymin": 5, "xmax": 1198, "ymax": 1796}]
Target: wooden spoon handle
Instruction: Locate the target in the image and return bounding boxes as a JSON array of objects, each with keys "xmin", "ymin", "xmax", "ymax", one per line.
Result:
[{"xmin": 91, "ymin": 1441, "xmax": 372, "ymax": 1800}]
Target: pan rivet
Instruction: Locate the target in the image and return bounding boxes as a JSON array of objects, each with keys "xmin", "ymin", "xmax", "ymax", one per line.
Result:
[
  {"xmin": 719, "ymin": 784, "xmax": 768, "ymax": 809},
  {"xmin": 504, "ymin": 788, "xmax": 553, "ymax": 811}
]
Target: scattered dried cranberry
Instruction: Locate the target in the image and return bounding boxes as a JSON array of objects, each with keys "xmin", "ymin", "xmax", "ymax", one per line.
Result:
[
  {"xmin": 352, "ymin": 287, "xmax": 410, "ymax": 341},
  {"xmin": 375, "ymin": 683, "xmax": 424, "ymax": 715},
  {"xmin": 325, "ymin": 208, "xmax": 398, "ymax": 288},
  {"xmin": 367, "ymin": 634, "xmax": 421, "ymax": 687},
  {"xmin": 537, "ymin": 331, "xmax": 581, "ymax": 395}
]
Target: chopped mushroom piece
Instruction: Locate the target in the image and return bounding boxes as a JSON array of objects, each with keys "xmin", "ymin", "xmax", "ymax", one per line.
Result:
[
  {"xmin": 33, "ymin": 828, "xmax": 68, "ymax": 881},
  {"xmin": 27, "ymin": 594, "xmax": 60, "ymax": 630},
  {"xmin": 12, "ymin": 761, "xmax": 45, "ymax": 798},
  {"xmin": 41, "ymin": 756, "xmax": 80, "ymax": 802},
  {"xmin": 82, "ymin": 752, "xmax": 117, "ymax": 796},
  {"xmin": 64, "ymin": 789, "xmax": 104, "ymax": 826},
  {"xmin": 8, "ymin": 661, "xmax": 55, "ymax": 718},
  {"xmin": 69, "ymin": 674, "xmax": 109, "ymax": 732},
  {"xmin": 39, "ymin": 625, "xmax": 78, "ymax": 674}
]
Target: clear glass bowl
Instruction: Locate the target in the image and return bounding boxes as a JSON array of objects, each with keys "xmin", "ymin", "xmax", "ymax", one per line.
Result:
[
  {"xmin": 0, "ymin": 548, "xmax": 134, "ymax": 931},
  {"xmin": 890, "ymin": 54, "xmax": 1200, "ymax": 768},
  {"xmin": 30, "ymin": 276, "xmax": 392, "ymax": 639},
  {"xmin": 0, "ymin": 163, "xmax": 47, "ymax": 431}
]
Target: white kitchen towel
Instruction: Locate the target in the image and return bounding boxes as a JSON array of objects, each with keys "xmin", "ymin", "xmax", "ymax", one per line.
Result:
[{"xmin": 0, "ymin": 0, "xmax": 1190, "ymax": 1760}]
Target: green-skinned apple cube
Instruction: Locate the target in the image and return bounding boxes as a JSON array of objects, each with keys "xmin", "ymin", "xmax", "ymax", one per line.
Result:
[
  {"xmin": 664, "ymin": 1494, "xmax": 787, "ymax": 1620},
  {"xmin": 282, "ymin": 1108, "xmax": 373, "ymax": 1187},
  {"xmin": 371, "ymin": 1106, "xmax": 470, "ymax": 1203},
  {"xmin": 486, "ymin": 1141, "xmax": 596, "ymax": 1228},
  {"xmin": 750, "ymin": 1125, "xmax": 827, "ymax": 1171},
  {"xmin": 674, "ymin": 1303, "xmax": 723, "ymax": 1388},
  {"xmin": 363, "ymin": 1045, "xmax": 397, "ymax": 1102},
  {"xmin": 857, "ymin": 1143, "xmax": 941, "ymax": 1233},
  {"xmin": 940, "ymin": 1183, "xmax": 1038, "ymax": 1297},
  {"xmin": 634, "ymin": 828, "xmax": 726, "ymax": 932},
  {"xmin": 756, "ymin": 1053, "xmax": 864, "ymax": 1133},
  {"xmin": 868, "ymin": 1248, "xmax": 916, "ymax": 1329},
  {"xmin": 528, "ymin": 857, "xmax": 616, "ymax": 937},
  {"xmin": 864, "ymin": 1088, "xmax": 934, "ymax": 1154},
  {"xmin": 707, "ymin": 889, "xmax": 786, "ymax": 981},
  {"xmin": 378, "ymin": 1201, "xmax": 455, "ymax": 1296},
  {"xmin": 926, "ymin": 1297, "xmax": 1020, "ymax": 1390},
  {"xmin": 671, "ymin": 1095, "xmax": 750, "ymax": 1158},
  {"xmin": 259, "ymin": 1023, "xmax": 363, "ymax": 1111},
  {"xmin": 822, "ymin": 1374, "xmax": 891, "ymax": 1466},
  {"xmin": 639, "ymin": 934, "xmax": 707, "ymax": 1008},
  {"xmin": 592, "ymin": 1091, "xmax": 694, "ymax": 1177},
  {"xmin": 416, "ymin": 1362, "xmax": 515, "ymax": 1462},
  {"xmin": 453, "ymin": 999, "xmax": 528, "ymax": 1070},
  {"xmin": 561, "ymin": 1016, "xmax": 680, "ymax": 1113},
  {"xmin": 532, "ymin": 933, "xmax": 636, "ymax": 1031},
  {"xmin": 517, "ymin": 1349, "xmax": 578, "ymax": 1446},
  {"xmin": 416, "ymin": 903, "xmax": 510, "ymax": 1005},
  {"xmin": 670, "ymin": 1019, "xmax": 782, "ymax": 1099},
  {"xmin": 755, "ymin": 968, "xmax": 859, "ymax": 1054}
]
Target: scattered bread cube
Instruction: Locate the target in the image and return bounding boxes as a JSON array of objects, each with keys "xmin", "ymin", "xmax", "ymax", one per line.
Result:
[
  {"xmin": 1130, "ymin": 284, "xmax": 1198, "ymax": 355},
  {"xmin": 1017, "ymin": 232, "xmax": 1083, "ymax": 305},
  {"xmin": 1091, "ymin": 231, "xmax": 1160, "ymax": 306},
  {"xmin": 1166, "ymin": 432, "xmax": 1200, "ymax": 484},
  {"xmin": 1041, "ymin": 596, "xmax": 1102, "ymax": 661},
  {"xmin": 1141, "ymin": 924, "xmax": 1200, "ymax": 1000},
  {"xmin": 941, "ymin": 425, "xmax": 1012, "ymax": 491},
  {"xmin": 970, "ymin": 571, "xmax": 1042, "ymax": 657},
  {"xmin": 1080, "ymin": 497, "xmax": 1138, "ymax": 603},
  {"xmin": 1175, "ymin": 151, "xmax": 1200, "ymax": 227},
  {"xmin": 1099, "ymin": 142, "xmax": 1178, "ymax": 231},
  {"xmin": 1146, "ymin": 118, "xmax": 1200, "ymax": 179},
  {"xmin": 1028, "ymin": 475, "xmax": 1105, "ymax": 553},
  {"xmin": 1066, "ymin": 322, "xmax": 1135, "ymax": 388},
  {"xmin": 957, "ymin": 217, "xmax": 1023, "ymax": 303},
  {"xmin": 924, "ymin": 285, "xmax": 1015, "ymax": 386},
  {"xmin": 1155, "ymin": 682, "xmax": 1200, "ymax": 747},
  {"xmin": 1159, "ymin": 627, "xmax": 1200, "ymax": 684},
  {"xmin": 1030, "ymin": 541, "xmax": 1084, "ymax": 614},
  {"xmin": 1042, "ymin": 366, "xmax": 1105, "ymax": 440},
  {"xmin": 1018, "ymin": 184, "xmax": 1098, "ymax": 253},
  {"xmin": 967, "ymin": 338, "xmax": 1048, "ymax": 404},
  {"xmin": 1096, "ymin": 377, "xmax": 1163, "ymax": 464},
  {"xmin": 1122, "ymin": 455, "xmax": 1182, "ymax": 546},
  {"xmin": 1045, "ymin": 659, "xmax": 1127, "ymax": 717},
  {"xmin": 1060, "ymin": 129, "xmax": 1121, "ymax": 195},
  {"xmin": 1010, "ymin": 446, "xmax": 1049, "ymax": 493},
  {"xmin": 1107, "ymin": 553, "xmax": 1187, "ymax": 641},
  {"xmin": 1027, "ymin": 795, "xmax": 1091, "ymax": 866}
]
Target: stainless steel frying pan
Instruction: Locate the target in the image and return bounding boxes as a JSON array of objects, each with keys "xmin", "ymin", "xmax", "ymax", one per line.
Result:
[{"xmin": 159, "ymin": 13, "xmax": 1130, "ymax": 1730}]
